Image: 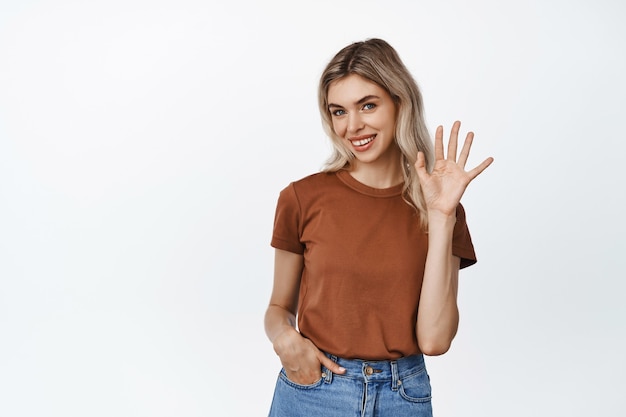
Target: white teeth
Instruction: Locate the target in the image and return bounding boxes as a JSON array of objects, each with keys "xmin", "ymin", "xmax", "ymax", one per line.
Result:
[{"xmin": 352, "ymin": 135, "xmax": 375, "ymax": 146}]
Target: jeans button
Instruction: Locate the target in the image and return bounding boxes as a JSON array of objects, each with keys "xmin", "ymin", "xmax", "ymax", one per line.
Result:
[{"xmin": 365, "ymin": 366, "xmax": 373, "ymax": 375}]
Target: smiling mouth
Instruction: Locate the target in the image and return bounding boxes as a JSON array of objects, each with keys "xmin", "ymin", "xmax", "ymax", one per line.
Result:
[{"xmin": 350, "ymin": 135, "xmax": 376, "ymax": 146}]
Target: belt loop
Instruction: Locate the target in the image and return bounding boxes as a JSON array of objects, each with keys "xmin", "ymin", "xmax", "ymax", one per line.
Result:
[{"xmin": 391, "ymin": 360, "xmax": 399, "ymax": 391}]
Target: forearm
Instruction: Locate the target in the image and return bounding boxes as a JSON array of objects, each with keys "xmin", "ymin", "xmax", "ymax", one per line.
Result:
[{"xmin": 416, "ymin": 211, "xmax": 460, "ymax": 355}]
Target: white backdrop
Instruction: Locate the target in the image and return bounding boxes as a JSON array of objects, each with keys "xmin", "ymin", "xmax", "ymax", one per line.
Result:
[{"xmin": 1, "ymin": 0, "xmax": 625, "ymax": 416}]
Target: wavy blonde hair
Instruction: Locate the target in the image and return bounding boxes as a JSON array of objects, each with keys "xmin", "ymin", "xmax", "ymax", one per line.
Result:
[{"xmin": 318, "ymin": 38, "xmax": 434, "ymax": 228}]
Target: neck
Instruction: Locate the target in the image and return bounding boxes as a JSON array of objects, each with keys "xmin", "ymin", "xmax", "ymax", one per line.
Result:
[{"xmin": 348, "ymin": 157, "xmax": 404, "ymax": 189}]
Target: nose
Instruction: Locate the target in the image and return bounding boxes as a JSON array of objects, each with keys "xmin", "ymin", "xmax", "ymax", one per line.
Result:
[{"xmin": 347, "ymin": 112, "xmax": 364, "ymax": 134}]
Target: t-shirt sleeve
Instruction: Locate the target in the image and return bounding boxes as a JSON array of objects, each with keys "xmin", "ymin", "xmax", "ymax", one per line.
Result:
[
  {"xmin": 271, "ymin": 183, "xmax": 306, "ymax": 255},
  {"xmin": 452, "ymin": 203, "xmax": 477, "ymax": 269}
]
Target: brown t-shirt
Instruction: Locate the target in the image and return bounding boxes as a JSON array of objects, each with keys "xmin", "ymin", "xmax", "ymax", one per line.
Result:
[{"xmin": 271, "ymin": 170, "xmax": 476, "ymax": 360}]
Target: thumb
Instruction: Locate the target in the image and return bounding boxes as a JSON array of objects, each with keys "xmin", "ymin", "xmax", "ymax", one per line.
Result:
[
  {"xmin": 415, "ymin": 152, "xmax": 427, "ymax": 170},
  {"xmin": 414, "ymin": 152, "xmax": 429, "ymax": 181},
  {"xmin": 317, "ymin": 352, "xmax": 346, "ymax": 375}
]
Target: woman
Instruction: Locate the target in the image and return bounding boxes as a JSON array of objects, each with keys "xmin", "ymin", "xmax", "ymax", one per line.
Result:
[{"xmin": 264, "ymin": 38, "xmax": 493, "ymax": 417}]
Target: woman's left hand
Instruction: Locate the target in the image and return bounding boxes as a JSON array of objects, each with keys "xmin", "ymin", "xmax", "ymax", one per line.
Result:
[{"xmin": 414, "ymin": 120, "xmax": 494, "ymax": 216}]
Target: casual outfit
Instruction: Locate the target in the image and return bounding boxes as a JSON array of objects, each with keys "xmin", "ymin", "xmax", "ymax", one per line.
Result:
[{"xmin": 268, "ymin": 170, "xmax": 477, "ymax": 416}]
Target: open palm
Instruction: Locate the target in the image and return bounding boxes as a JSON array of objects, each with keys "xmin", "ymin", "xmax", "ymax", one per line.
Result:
[{"xmin": 415, "ymin": 121, "xmax": 493, "ymax": 216}]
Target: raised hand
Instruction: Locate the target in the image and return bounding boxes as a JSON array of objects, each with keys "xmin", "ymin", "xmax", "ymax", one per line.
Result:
[{"xmin": 415, "ymin": 121, "xmax": 493, "ymax": 216}]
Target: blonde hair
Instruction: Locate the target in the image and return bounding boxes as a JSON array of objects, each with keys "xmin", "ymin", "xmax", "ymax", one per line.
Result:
[{"xmin": 318, "ymin": 38, "xmax": 434, "ymax": 228}]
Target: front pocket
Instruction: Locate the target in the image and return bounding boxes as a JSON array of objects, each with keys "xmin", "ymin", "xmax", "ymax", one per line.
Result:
[
  {"xmin": 278, "ymin": 368, "xmax": 325, "ymax": 390},
  {"xmin": 398, "ymin": 370, "xmax": 432, "ymax": 403}
]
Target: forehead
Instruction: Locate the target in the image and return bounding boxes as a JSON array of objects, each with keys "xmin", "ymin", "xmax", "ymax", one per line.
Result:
[{"xmin": 327, "ymin": 74, "xmax": 388, "ymax": 104}]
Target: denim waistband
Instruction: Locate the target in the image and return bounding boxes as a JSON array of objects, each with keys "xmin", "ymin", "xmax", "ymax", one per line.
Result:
[{"xmin": 323, "ymin": 352, "xmax": 426, "ymax": 390}]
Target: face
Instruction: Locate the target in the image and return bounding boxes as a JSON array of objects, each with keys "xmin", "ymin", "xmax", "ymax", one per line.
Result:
[{"xmin": 327, "ymin": 74, "xmax": 399, "ymax": 167}]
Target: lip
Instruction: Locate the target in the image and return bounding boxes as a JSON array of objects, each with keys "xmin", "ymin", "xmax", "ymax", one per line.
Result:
[
  {"xmin": 348, "ymin": 134, "xmax": 375, "ymax": 142},
  {"xmin": 348, "ymin": 134, "xmax": 376, "ymax": 152}
]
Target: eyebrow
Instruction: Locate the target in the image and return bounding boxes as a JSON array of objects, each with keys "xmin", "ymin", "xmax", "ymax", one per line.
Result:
[{"xmin": 328, "ymin": 95, "xmax": 381, "ymax": 109}]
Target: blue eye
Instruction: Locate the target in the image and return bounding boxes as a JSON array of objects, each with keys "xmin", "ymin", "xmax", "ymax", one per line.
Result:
[
  {"xmin": 363, "ymin": 103, "xmax": 376, "ymax": 110},
  {"xmin": 331, "ymin": 109, "xmax": 346, "ymax": 116}
]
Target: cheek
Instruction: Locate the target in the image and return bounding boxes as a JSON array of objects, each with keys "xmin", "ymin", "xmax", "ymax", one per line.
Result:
[{"xmin": 332, "ymin": 119, "xmax": 346, "ymax": 137}]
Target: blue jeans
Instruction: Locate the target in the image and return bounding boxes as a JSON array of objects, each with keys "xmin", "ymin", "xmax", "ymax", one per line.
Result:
[{"xmin": 268, "ymin": 353, "xmax": 432, "ymax": 417}]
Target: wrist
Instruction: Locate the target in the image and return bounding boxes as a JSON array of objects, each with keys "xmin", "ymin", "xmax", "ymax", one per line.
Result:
[
  {"xmin": 272, "ymin": 326, "xmax": 301, "ymax": 354},
  {"xmin": 427, "ymin": 209, "xmax": 456, "ymax": 225}
]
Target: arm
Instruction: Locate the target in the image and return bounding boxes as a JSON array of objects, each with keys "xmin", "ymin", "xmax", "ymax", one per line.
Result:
[
  {"xmin": 416, "ymin": 211, "xmax": 461, "ymax": 355},
  {"xmin": 414, "ymin": 121, "xmax": 493, "ymax": 355},
  {"xmin": 264, "ymin": 249, "xmax": 345, "ymax": 384}
]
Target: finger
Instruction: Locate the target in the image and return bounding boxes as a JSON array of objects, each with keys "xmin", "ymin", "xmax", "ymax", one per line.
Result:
[
  {"xmin": 317, "ymin": 352, "xmax": 346, "ymax": 375},
  {"xmin": 457, "ymin": 131, "xmax": 474, "ymax": 168},
  {"xmin": 434, "ymin": 125, "xmax": 444, "ymax": 160},
  {"xmin": 447, "ymin": 120, "xmax": 461, "ymax": 162},
  {"xmin": 467, "ymin": 157, "xmax": 494, "ymax": 181}
]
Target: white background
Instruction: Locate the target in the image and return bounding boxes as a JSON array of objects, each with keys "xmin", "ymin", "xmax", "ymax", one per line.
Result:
[{"xmin": 1, "ymin": 0, "xmax": 625, "ymax": 415}]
